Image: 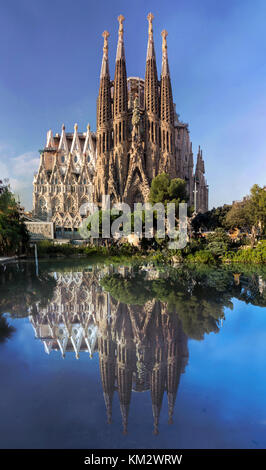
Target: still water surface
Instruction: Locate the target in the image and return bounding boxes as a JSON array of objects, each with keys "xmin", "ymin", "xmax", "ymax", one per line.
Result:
[{"xmin": 0, "ymin": 259, "xmax": 265, "ymax": 449}]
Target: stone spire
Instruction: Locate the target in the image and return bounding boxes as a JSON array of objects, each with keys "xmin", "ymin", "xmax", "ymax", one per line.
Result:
[
  {"xmin": 144, "ymin": 13, "xmax": 160, "ymax": 179},
  {"xmin": 94, "ymin": 29, "xmax": 113, "ymax": 201},
  {"xmin": 116, "ymin": 14, "xmax": 125, "ymax": 61},
  {"xmin": 113, "ymin": 15, "xmax": 128, "ymax": 118},
  {"xmin": 100, "ymin": 30, "xmax": 110, "ymax": 78},
  {"xmin": 145, "ymin": 13, "xmax": 159, "ymax": 116},
  {"xmin": 160, "ymin": 30, "xmax": 174, "ymax": 125},
  {"xmin": 196, "ymin": 146, "xmax": 205, "ymax": 174},
  {"xmin": 97, "ymin": 31, "xmax": 112, "ymax": 129},
  {"xmin": 195, "ymin": 146, "xmax": 208, "ymax": 213},
  {"xmin": 111, "ymin": 14, "xmax": 128, "ymax": 199}
]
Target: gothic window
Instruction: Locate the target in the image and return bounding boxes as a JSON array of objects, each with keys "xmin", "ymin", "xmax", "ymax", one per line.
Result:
[
  {"xmin": 66, "ymin": 197, "xmax": 75, "ymax": 212},
  {"xmin": 61, "ymin": 156, "xmax": 65, "ymax": 163},
  {"xmin": 74, "ymin": 155, "xmax": 78, "ymax": 163},
  {"xmin": 52, "ymin": 197, "xmax": 60, "ymax": 212},
  {"xmin": 83, "ymin": 178, "xmax": 86, "ymax": 184},
  {"xmin": 87, "ymin": 155, "xmax": 90, "ymax": 163},
  {"xmin": 38, "ymin": 197, "xmax": 47, "ymax": 217}
]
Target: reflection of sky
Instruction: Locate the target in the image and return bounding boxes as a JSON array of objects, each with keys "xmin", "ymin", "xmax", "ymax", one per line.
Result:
[{"xmin": 0, "ymin": 300, "xmax": 266, "ymax": 449}]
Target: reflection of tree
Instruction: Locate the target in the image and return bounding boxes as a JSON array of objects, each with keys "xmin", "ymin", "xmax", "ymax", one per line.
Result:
[
  {"xmin": 0, "ymin": 262, "xmax": 56, "ymax": 318},
  {"xmin": 101, "ymin": 265, "xmax": 265, "ymax": 340},
  {"xmin": 0, "ymin": 315, "xmax": 15, "ymax": 343}
]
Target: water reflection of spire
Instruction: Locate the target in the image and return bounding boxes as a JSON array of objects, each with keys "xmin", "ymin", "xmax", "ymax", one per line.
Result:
[{"xmin": 29, "ymin": 264, "xmax": 189, "ymax": 434}]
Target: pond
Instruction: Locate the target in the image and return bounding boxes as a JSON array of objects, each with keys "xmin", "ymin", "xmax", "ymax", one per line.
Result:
[{"xmin": 0, "ymin": 259, "xmax": 265, "ymax": 449}]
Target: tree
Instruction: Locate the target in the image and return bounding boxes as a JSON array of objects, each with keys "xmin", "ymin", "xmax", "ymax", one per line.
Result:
[
  {"xmin": 0, "ymin": 183, "xmax": 29, "ymax": 255},
  {"xmin": 149, "ymin": 173, "xmax": 188, "ymax": 211},
  {"xmin": 192, "ymin": 205, "xmax": 231, "ymax": 232},
  {"xmin": 225, "ymin": 201, "xmax": 252, "ymax": 231},
  {"xmin": 248, "ymin": 184, "xmax": 266, "ymax": 235},
  {"xmin": 206, "ymin": 228, "xmax": 231, "ymax": 258},
  {"xmin": 0, "ymin": 315, "xmax": 15, "ymax": 343},
  {"xmin": 225, "ymin": 184, "xmax": 266, "ymax": 243}
]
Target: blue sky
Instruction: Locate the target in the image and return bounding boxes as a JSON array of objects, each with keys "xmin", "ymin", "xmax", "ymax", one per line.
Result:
[{"xmin": 0, "ymin": 0, "xmax": 265, "ymax": 209}]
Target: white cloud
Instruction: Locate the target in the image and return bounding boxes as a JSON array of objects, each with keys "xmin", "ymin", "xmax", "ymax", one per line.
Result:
[{"xmin": 0, "ymin": 148, "xmax": 39, "ymax": 210}]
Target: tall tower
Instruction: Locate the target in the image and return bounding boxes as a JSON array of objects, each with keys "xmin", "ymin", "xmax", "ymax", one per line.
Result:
[
  {"xmin": 195, "ymin": 146, "xmax": 208, "ymax": 213},
  {"xmin": 95, "ymin": 30, "xmax": 112, "ymax": 201},
  {"xmin": 144, "ymin": 13, "xmax": 160, "ymax": 179},
  {"xmin": 159, "ymin": 30, "xmax": 175, "ymax": 177},
  {"xmin": 112, "ymin": 15, "xmax": 128, "ymax": 200}
]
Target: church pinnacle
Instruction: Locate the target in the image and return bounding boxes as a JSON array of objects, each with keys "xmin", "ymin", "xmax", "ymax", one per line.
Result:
[
  {"xmin": 113, "ymin": 14, "xmax": 128, "ymax": 120},
  {"xmin": 97, "ymin": 30, "xmax": 112, "ymax": 129},
  {"xmin": 116, "ymin": 14, "xmax": 125, "ymax": 61},
  {"xmin": 145, "ymin": 12, "xmax": 159, "ymax": 115},
  {"xmin": 160, "ymin": 29, "xmax": 174, "ymax": 126},
  {"xmin": 146, "ymin": 12, "xmax": 155, "ymax": 59},
  {"xmin": 100, "ymin": 30, "xmax": 110, "ymax": 78},
  {"xmin": 161, "ymin": 29, "xmax": 169, "ymax": 76}
]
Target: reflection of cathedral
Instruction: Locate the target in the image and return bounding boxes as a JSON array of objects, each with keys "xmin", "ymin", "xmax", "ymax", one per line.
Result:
[{"xmin": 29, "ymin": 266, "xmax": 188, "ymax": 434}]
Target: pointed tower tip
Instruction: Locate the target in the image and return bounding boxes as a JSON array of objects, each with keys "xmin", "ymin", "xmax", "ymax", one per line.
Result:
[
  {"xmin": 161, "ymin": 29, "xmax": 168, "ymax": 47},
  {"xmin": 161, "ymin": 30, "xmax": 169, "ymax": 76},
  {"xmin": 74, "ymin": 123, "xmax": 78, "ymax": 132},
  {"xmin": 87, "ymin": 123, "xmax": 90, "ymax": 131},
  {"xmin": 146, "ymin": 12, "xmax": 156, "ymax": 61},
  {"xmin": 102, "ymin": 30, "xmax": 110, "ymax": 52},
  {"xmin": 100, "ymin": 31, "xmax": 110, "ymax": 78},
  {"xmin": 62, "ymin": 123, "xmax": 65, "ymax": 131},
  {"xmin": 116, "ymin": 14, "xmax": 126, "ymax": 61},
  {"xmin": 147, "ymin": 12, "xmax": 154, "ymax": 35},
  {"xmin": 102, "ymin": 30, "xmax": 110, "ymax": 40},
  {"xmin": 117, "ymin": 14, "xmax": 125, "ymax": 27}
]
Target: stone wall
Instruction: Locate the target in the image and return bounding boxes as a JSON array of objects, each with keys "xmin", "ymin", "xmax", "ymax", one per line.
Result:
[{"xmin": 25, "ymin": 221, "xmax": 54, "ymax": 240}]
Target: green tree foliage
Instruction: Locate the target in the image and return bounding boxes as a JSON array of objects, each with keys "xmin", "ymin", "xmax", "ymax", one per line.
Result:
[
  {"xmin": 0, "ymin": 183, "xmax": 29, "ymax": 255},
  {"xmin": 248, "ymin": 184, "xmax": 266, "ymax": 234},
  {"xmin": 225, "ymin": 184, "xmax": 266, "ymax": 235},
  {"xmin": 149, "ymin": 173, "xmax": 188, "ymax": 210},
  {"xmin": 225, "ymin": 201, "xmax": 252, "ymax": 231},
  {"xmin": 206, "ymin": 228, "xmax": 231, "ymax": 257},
  {"xmin": 222, "ymin": 240, "xmax": 266, "ymax": 264},
  {"xmin": 192, "ymin": 205, "xmax": 231, "ymax": 232}
]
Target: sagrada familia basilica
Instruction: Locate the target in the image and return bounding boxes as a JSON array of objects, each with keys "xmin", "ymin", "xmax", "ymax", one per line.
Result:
[
  {"xmin": 33, "ymin": 14, "xmax": 208, "ymax": 237},
  {"xmin": 29, "ymin": 264, "xmax": 189, "ymax": 435}
]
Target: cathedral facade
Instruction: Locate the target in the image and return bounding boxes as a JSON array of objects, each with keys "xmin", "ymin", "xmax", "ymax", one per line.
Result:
[{"xmin": 33, "ymin": 13, "xmax": 208, "ymax": 236}]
